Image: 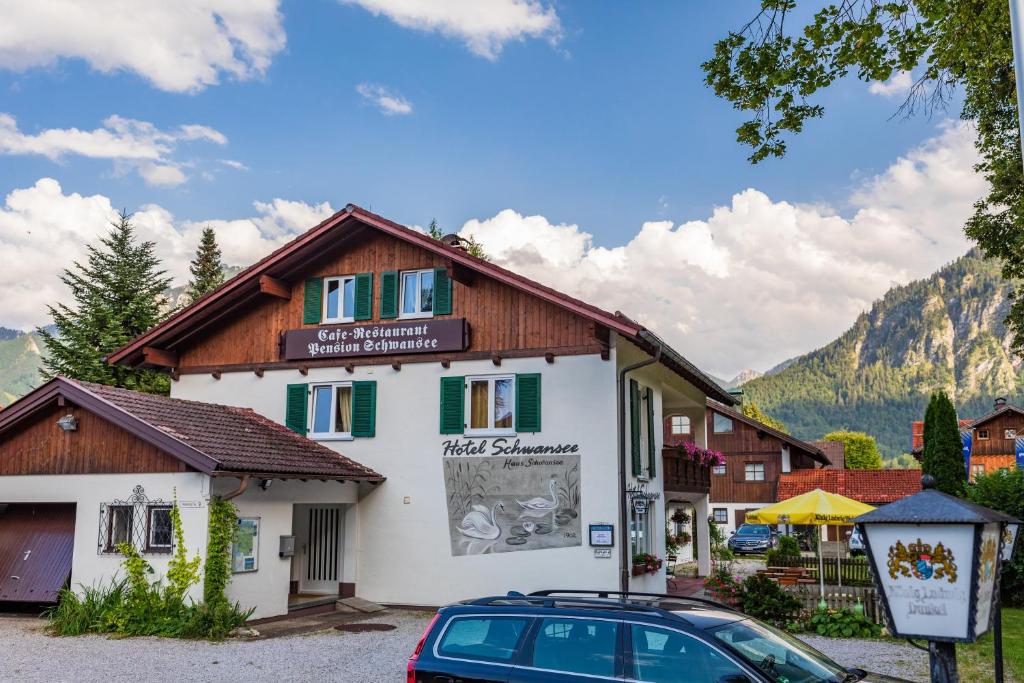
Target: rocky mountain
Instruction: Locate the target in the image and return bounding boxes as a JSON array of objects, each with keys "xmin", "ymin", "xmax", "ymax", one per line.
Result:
[
  {"xmin": 741, "ymin": 250, "xmax": 1021, "ymax": 462},
  {"xmin": 0, "ymin": 328, "xmax": 49, "ymax": 405}
]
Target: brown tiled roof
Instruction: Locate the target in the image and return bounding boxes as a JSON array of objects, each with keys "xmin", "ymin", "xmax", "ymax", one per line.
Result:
[
  {"xmin": 0, "ymin": 378, "xmax": 383, "ymax": 481},
  {"xmin": 810, "ymin": 440, "xmax": 845, "ymax": 470},
  {"xmin": 911, "ymin": 419, "xmax": 973, "ymax": 451},
  {"xmin": 777, "ymin": 469, "xmax": 921, "ymax": 505}
]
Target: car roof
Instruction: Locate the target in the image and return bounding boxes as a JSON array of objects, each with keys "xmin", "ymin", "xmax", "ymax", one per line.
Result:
[{"xmin": 442, "ymin": 592, "xmax": 746, "ymax": 632}]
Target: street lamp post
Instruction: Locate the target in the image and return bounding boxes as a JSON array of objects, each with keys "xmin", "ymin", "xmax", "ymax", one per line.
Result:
[{"xmin": 853, "ymin": 475, "xmax": 1019, "ymax": 683}]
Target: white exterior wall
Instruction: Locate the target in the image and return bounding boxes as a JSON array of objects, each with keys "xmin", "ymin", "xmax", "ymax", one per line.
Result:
[
  {"xmin": 210, "ymin": 478, "xmax": 358, "ymax": 619},
  {"xmin": 0, "ymin": 472, "xmax": 210, "ymax": 603},
  {"xmin": 711, "ymin": 502, "xmax": 772, "ymax": 535},
  {"xmin": 175, "ymin": 352, "xmax": 623, "ymax": 606}
]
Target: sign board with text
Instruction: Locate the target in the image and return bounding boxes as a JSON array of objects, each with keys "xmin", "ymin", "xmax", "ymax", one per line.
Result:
[{"xmin": 283, "ymin": 318, "xmax": 468, "ymax": 360}]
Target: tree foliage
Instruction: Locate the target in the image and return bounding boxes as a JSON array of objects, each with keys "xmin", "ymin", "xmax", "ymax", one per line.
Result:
[
  {"xmin": 427, "ymin": 217, "xmax": 488, "ymax": 259},
  {"xmin": 38, "ymin": 211, "xmax": 171, "ymax": 393},
  {"xmin": 966, "ymin": 468, "xmax": 1024, "ymax": 606},
  {"xmin": 922, "ymin": 390, "xmax": 968, "ymax": 496},
  {"xmin": 741, "ymin": 401, "xmax": 789, "ymax": 433},
  {"xmin": 187, "ymin": 226, "xmax": 225, "ymax": 302},
  {"xmin": 823, "ymin": 429, "xmax": 882, "ymax": 469},
  {"xmin": 703, "ymin": 1, "xmax": 1024, "ymax": 353}
]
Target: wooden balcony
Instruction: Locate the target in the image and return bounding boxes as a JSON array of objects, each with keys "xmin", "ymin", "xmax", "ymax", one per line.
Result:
[{"xmin": 663, "ymin": 448, "xmax": 711, "ymax": 494}]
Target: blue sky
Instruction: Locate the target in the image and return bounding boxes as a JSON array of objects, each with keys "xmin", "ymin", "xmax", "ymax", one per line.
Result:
[{"xmin": 0, "ymin": 2, "xmax": 984, "ymax": 376}]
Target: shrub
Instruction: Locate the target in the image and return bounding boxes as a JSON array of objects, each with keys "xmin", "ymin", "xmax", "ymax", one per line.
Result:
[
  {"xmin": 709, "ymin": 521, "xmax": 735, "ymax": 562},
  {"xmin": 809, "ymin": 608, "xmax": 881, "ymax": 638},
  {"xmin": 765, "ymin": 535, "xmax": 801, "ymax": 566},
  {"xmin": 735, "ymin": 574, "xmax": 802, "ymax": 627},
  {"xmin": 46, "ymin": 498, "xmax": 252, "ymax": 640},
  {"xmin": 703, "ymin": 565, "xmax": 741, "ymax": 605}
]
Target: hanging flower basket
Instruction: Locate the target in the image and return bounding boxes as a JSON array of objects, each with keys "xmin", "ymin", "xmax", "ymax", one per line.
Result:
[{"xmin": 631, "ymin": 553, "xmax": 663, "ymax": 576}]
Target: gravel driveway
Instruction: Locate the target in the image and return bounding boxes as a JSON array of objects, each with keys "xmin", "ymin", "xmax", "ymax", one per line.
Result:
[
  {"xmin": 0, "ymin": 611, "xmax": 433, "ymax": 683},
  {"xmin": 0, "ymin": 611, "xmax": 929, "ymax": 683}
]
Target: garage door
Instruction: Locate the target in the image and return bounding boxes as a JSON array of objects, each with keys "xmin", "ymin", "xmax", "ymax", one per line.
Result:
[{"xmin": 0, "ymin": 504, "xmax": 76, "ymax": 603}]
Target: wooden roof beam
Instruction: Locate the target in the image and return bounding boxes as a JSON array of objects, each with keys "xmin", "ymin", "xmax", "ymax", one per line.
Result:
[
  {"xmin": 259, "ymin": 275, "xmax": 291, "ymax": 300},
  {"xmin": 142, "ymin": 346, "xmax": 178, "ymax": 368}
]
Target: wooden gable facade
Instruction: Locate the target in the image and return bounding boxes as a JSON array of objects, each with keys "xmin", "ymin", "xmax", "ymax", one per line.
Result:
[
  {"xmin": 967, "ymin": 402, "xmax": 1024, "ymax": 477},
  {"xmin": 173, "ymin": 229, "xmax": 604, "ymax": 373},
  {"xmin": 0, "ymin": 397, "xmax": 189, "ymax": 477},
  {"xmin": 705, "ymin": 404, "xmax": 826, "ymax": 506}
]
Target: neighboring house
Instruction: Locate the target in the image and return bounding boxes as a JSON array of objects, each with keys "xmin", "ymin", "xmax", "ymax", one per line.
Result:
[
  {"xmin": 0, "ymin": 204, "xmax": 736, "ymax": 618},
  {"xmin": 812, "ymin": 440, "xmax": 846, "ymax": 470},
  {"xmin": 910, "ymin": 397, "xmax": 1023, "ymax": 480},
  {"xmin": 777, "ymin": 469, "xmax": 922, "ymax": 540},
  {"xmin": 689, "ymin": 401, "xmax": 831, "ymax": 534}
]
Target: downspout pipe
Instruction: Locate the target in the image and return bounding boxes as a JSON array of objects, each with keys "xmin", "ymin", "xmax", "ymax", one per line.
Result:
[
  {"xmin": 219, "ymin": 474, "xmax": 251, "ymax": 501},
  {"xmin": 617, "ymin": 341, "xmax": 662, "ymax": 593}
]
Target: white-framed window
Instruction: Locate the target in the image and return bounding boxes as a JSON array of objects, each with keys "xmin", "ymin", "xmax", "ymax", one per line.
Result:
[
  {"xmin": 971, "ymin": 463, "xmax": 986, "ymax": 480},
  {"xmin": 978, "ymin": 429, "xmax": 990, "ymax": 440},
  {"xmin": 1006, "ymin": 429, "xmax": 1017, "ymax": 439},
  {"xmin": 712, "ymin": 412, "xmax": 733, "ymax": 433},
  {"xmin": 630, "ymin": 504, "xmax": 655, "ymax": 557},
  {"xmin": 466, "ymin": 375, "xmax": 515, "ymax": 436},
  {"xmin": 146, "ymin": 506, "xmax": 173, "ymax": 553},
  {"xmin": 712, "ymin": 463, "xmax": 726, "ymax": 476},
  {"xmin": 713, "ymin": 508, "xmax": 728, "ymax": 524},
  {"xmin": 105, "ymin": 506, "xmax": 133, "ymax": 552},
  {"xmin": 309, "ymin": 382, "xmax": 353, "ymax": 438},
  {"xmin": 670, "ymin": 415, "xmax": 690, "ymax": 435},
  {"xmin": 744, "ymin": 463, "xmax": 765, "ymax": 481},
  {"xmin": 322, "ymin": 275, "xmax": 356, "ymax": 323},
  {"xmin": 400, "ymin": 269, "xmax": 435, "ymax": 319}
]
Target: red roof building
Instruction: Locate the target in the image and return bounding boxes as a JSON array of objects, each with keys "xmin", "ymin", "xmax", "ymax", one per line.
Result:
[{"xmin": 777, "ymin": 469, "xmax": 922, "ymax": 505}]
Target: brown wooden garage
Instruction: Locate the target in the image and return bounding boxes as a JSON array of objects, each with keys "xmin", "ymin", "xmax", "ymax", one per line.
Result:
[{"xmin": 0, "ymin": 504, "xmax": 76, "ymax": 603}]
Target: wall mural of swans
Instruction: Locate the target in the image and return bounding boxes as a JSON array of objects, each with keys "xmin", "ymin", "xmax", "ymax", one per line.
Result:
[{"xmin": 443, "ymin": 455, "xmax": 581, "ymax": 557}]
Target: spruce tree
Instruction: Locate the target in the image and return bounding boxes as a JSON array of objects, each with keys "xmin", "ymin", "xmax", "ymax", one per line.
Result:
[
  {"xmin": 187, "ymin": 226, "xmax": 225, "ymax": 302},
  {"xmin": 922, "ymin": 391, "xmax": 967, "ymax": 496},
  {"xmin": 38, "ymin": 210, "xmax": 172, "ymax": 393}
]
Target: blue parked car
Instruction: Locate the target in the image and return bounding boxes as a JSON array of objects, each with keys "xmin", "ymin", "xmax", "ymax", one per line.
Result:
[
  {"xmin": 406, "ymin": 590, "xmax": 909, "ymax": 682},
  {"xmin": 727, "ymin": 524, "xmax": 777, "ymax": 554}
]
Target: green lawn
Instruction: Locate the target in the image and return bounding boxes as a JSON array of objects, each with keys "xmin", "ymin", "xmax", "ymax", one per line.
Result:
[{"xmin": 958, "ymin": 608, "xmax": 1024, "ymax": 681}]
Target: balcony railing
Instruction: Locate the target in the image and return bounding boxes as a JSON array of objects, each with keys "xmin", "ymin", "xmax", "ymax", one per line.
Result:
[{"xmin": 662, "ymin": 448, "xmax": 711, "ymax": 494}]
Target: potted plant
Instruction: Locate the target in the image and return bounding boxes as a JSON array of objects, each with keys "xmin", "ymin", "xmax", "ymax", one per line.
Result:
[{"xmin": 631, "ymin": 553, "xmax": 663, "ymax": 576}]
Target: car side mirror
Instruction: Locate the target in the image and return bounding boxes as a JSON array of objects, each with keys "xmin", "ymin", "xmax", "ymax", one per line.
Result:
[
  {"xmin": 718, "ymin": 675, "xmax": 751, "ymax": 683},
  {"xmin": 729, "ymin": 530, "xmax": 735, "ymax": 535}
]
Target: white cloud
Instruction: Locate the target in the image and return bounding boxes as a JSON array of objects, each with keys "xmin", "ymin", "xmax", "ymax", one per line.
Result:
[
  {"xmin": 0, "ymin": 113, "xmax": 227, "ymax": 186},
  {"xmin": 340, "ymin": 0, "xmax": 561, "ymax": 59},
  {"xmin": 0, "ymin": 178, "xmax": 335, "ymax": 330},
  {"xmin": 356, "ymin": 83, "xmax": 413, "ymax": 116},
  {"xmin": 0, "ymin": 123, "xmax": 984, "ymax": 378},
  {"xmin": 219, "ymin": 159, "xmax": 249, "ymax": 171},
  {"xmin": 868, "ymin": 70, "xmax": 913, "ymax": 97},
  {"xmin": 458, "ymin": 122, "xmax": 984, "ymax": 377},
  {"xmin": 0, "ymin": 0, "xmax": 286, "ymax": 93}
]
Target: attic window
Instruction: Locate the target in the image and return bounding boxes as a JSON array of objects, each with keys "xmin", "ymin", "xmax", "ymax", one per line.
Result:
[
  {"xmin": 712, "ymin": 412, "xmax": 733, "ymax": 434},
  {"xmin": 1006, "ymin": 429, "xmax": 1017, "ymax": 439},
  {"xmin": 400, "ymin": 269, "xmax": 435, "ymax": 319},
  {"xmin": 978, "ymin": 429, "xmax": 990, "ymax": 440},
  {"xmin": 323, "ymin": 275, "xmax": 356, "ymax": 323}
]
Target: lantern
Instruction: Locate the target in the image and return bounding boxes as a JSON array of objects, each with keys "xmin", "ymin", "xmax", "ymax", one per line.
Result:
[{"xmin": 853, "ymin": 475, "xmax": 1019, "ymax": 682}]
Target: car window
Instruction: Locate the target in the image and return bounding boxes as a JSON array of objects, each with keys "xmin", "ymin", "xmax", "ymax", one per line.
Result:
[
  {"xmin": 712, "ymin": 618, "xmax": 846, "ymax": 682},
  {"xmin": 630, "ymin": 624, "xmax": 748, "ymax": 683},
  {"xmin": 437, "ymin": 616, "xmax": 530, "ymax": 662},
  {"xmin": 737, "ymin": 525, "xmax": 769, "ymax": 536},
  {"xmin": 527, "ymin": 617, "xmax": 619, "ymax": 677}
]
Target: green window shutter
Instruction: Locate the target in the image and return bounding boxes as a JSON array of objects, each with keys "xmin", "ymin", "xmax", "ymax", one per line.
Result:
[
  {"xmin": 380, "ymin": 270, "xmax": 398, "ymax": 319},
  {"xmin": 433, "ymin": 266, "xmax": 452, "ymax": 315},
  {"xmin": 351, "ymin": 381, "xmax": 377, "ymax": 437},
  {"xmin": 645, "ymin": 386, "xmax": 656, "ymax": 478},
  {"xmin": 354, "ymin": 272, "xmax": 373, "ymax": 321},
  {"xmin": 439, "ymin": 376, "xmax": 465, "ymax": 434},
  {"xmin": 515, "ymin": 373, "xmax": 542, "ymax": 432},
  {"xmin": 303, "ymin": 278, "xmax": 323, "ymax": 324},
  {"xmin": 629, "ymin": 379, "xmax": 641, "ymax": 476},
  {"xmin": 285, "ymin": 384, "xmax": 308, "ymax": 435}
]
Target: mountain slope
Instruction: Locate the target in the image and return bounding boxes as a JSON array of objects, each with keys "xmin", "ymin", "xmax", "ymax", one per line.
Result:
[
  {"xmin": 0, "ymin": 330, "xmax": 49, "ymax": 405},
  {"xmin": 741, "ymin": 251, "xmax": 1021, "ymax": 461}
]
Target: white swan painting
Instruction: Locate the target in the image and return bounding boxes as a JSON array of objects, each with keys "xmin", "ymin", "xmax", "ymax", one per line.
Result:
[
  {"xmin": 457, "ymin": 501, "xmax": 505, "ymax": 540},
  {"xmin": 516, "ymin": 478, "xmax": 560, "ymax": 511}
]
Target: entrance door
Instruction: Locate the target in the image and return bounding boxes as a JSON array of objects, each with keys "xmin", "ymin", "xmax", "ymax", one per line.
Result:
[
  {"xmin": 0, "ymin": 504, "xmax": 76, "ymax": 603},
  {"xmin": 297, "ymin": 505, "xmax": 344, "ymax": 594}
]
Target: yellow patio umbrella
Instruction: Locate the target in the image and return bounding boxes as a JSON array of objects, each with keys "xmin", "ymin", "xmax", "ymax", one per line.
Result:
[{"xmin": 745, "ymin": 489, "xmax": 875, "ymax": 599}]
